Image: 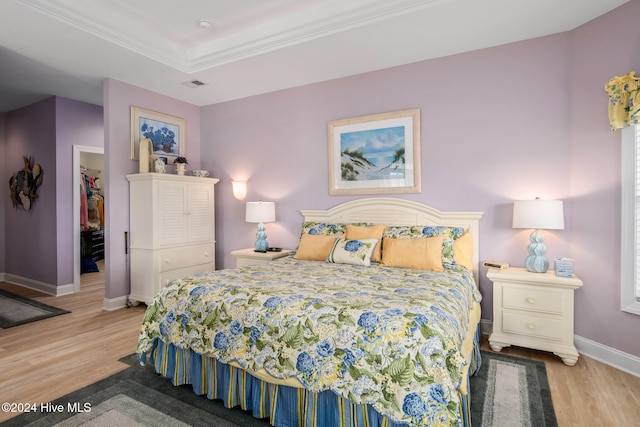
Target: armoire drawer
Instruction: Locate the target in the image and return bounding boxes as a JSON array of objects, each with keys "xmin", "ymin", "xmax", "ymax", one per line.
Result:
[
  {"xmin": 158, "ymin": 263, "xmax": 213, "ymax": 292},
  {"xmin": 159, "ymin": 244, "xmax": 213, "ymax": 272}
]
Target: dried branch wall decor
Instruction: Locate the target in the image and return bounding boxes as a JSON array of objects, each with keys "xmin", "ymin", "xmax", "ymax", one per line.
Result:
[{"xmin": 8, "ymin": 156, "xmax": 44, "ymax": 210}]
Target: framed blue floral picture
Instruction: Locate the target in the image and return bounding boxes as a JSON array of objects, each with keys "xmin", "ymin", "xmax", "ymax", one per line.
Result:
[
  {"xmin": 130, "ymin": 106, "xmax": 185, "ymax": 163},
  {"xmin": 328, "ymin": 108, "xmax": 421, "ymax": 195}
]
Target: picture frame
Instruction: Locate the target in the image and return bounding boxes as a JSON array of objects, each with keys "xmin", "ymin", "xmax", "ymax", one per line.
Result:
[
  {"xmin": 328, "ymin": 108, "xmax": 421, "ymax": 195},
  {"xmin": 130, "ymin": 106, "xmax": 185, "ymax": 164}
]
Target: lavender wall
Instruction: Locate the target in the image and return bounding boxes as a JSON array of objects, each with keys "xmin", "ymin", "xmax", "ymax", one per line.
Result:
[
  {"xmin": 202, "ymin": 35, "xmax": 572, "ymax": 313},
  {"xmin": 4, "ymin": 98, "xmax": 57, "ymax": 284},
  {"xmin": 103, "ymin": 79, "xmax": 202, "ymax": 300},
  {"xmin": 201, "ymin": 3, "xmax": 640, "ymax": 358},
  {"xmin": 55, "ymin": 97, "xmax": 103, "ymax": 285},
  {"xmin": 567, "ymin": 2, "xmax": 640, "ymax": 356},
  {"xmin": 0, "ymin": 112, "xmax": 5, "ymax": 273},
  {"xmin": 2, "ymin": 97, "xmax": 102, "ymax": 288}
]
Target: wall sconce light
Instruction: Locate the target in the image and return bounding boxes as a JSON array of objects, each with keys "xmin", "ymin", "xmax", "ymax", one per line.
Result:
[
  {"xmin": 512, "ymin": 197, "xmax": 564, "ymax": 273},
  {"xmin": 232, "ymin": 181, "xmax": 247, "ymax": 200}
]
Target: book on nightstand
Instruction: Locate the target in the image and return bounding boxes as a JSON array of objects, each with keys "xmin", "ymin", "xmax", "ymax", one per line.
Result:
[{"xmin": 483, "ymin": 261, "xmax": 509, "ymax": 269}]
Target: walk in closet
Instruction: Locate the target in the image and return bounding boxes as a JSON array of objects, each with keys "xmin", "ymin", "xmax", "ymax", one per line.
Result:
[{"xmin": 80, "ymin": 152, "xmax": 105, "ymax": 274}]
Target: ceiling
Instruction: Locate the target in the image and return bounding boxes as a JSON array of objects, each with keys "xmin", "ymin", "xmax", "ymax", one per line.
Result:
[{"xmin": 0, "ymin": 0, "xmax": 628, "ymax": 113}]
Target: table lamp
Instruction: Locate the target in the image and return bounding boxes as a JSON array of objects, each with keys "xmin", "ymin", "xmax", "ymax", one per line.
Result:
[
  {"xmin": 246, "ymin": 201, "xmax": 276, "ymax": 252},
  {"xmin": 512, "ymin": 198, "xmax": 564, "ymax": 273}
]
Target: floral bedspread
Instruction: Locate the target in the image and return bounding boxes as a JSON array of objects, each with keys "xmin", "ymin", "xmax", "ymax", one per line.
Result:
[{"xmin": 137, "ymin": 255, "xmax": 481, "ymax": 426}]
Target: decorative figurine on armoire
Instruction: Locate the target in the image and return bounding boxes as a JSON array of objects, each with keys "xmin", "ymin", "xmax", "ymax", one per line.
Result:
[{"xmin": 154, "ymin": 157, "xmax": 166, "ymax": 173}]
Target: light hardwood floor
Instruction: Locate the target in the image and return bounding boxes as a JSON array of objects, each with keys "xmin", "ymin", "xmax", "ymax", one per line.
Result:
[{"xmin": 1, "ymin": 265, "xmax": 639, "ymax": 426}]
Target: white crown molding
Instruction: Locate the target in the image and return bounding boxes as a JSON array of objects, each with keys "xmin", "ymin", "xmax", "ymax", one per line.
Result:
[
  {"xmin": 186, "ymin": 0, "xmax": 443, "ymax": 72},
  {"xmin": 17, "ymin": 0, "xmax": 442, "ymax": 73},
  {"xmin": 17, "ymin": 0, "xmax": 187, "ymax": 69}
]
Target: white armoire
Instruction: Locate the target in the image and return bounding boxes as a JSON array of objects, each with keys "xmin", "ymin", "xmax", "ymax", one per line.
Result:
[{"xmin": 126, "ymin": 173, "xmax": 219, "ymax": 304}]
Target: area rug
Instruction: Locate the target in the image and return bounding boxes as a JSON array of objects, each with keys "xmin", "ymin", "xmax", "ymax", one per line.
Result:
[
  {"xmin": 0, "ymin": 289, "xmax": 70, "ymax": 328},
  {"xmin": 471, "ymin": 351, "xmax": 557, "ymax": 427},
  {"xmin": 1, "ymin": 351, "xmax": 556, "ymax": 427}
]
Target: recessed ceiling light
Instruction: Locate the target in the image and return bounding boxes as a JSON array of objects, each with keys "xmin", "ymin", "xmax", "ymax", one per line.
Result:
[{"xmin": 198, "ymin": 19, "xmax": 213, "ymax": 29}]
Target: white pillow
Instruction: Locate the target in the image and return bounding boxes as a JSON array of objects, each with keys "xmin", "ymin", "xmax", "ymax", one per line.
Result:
[{"xmin": 326, "ymin": 238, "xmax": 379, "ymax": 266}]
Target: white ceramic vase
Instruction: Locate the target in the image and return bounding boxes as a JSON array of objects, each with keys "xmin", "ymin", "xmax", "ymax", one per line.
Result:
[{"xmin": 176, "ymin": 163, "xmax": 186, "ymax": 175}]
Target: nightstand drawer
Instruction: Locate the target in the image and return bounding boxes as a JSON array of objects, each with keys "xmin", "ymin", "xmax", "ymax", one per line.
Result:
[
  {"xmin": 502, "ymin": 312, "xmax": 563, "ymax": 340},
  {"xmin": 502, "ymin": 285, "xmax": 563, "ymax": 314},
  {"xmin": 159, "ymin": 244, "xmax": 213, "ymax": 272}
]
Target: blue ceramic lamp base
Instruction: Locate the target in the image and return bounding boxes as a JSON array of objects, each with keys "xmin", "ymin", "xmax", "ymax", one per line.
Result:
[
  {"xmin": 525, "ymin": 229, "xmax": 549, "ymax": 273},
  {"xmin": 254, "ymin": 223, "xmax": 269, "ymax": 252}
]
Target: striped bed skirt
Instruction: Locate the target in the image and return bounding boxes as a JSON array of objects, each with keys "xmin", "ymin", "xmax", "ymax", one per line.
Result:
[{"xmin": 141, "ymin": 327, "xmax": 482, "ymax": 427}]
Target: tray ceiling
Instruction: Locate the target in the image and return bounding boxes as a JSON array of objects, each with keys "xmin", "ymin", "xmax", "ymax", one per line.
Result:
[{"xmin": 0, "ymin": 0, "xmax": 629, "ymax": 112}]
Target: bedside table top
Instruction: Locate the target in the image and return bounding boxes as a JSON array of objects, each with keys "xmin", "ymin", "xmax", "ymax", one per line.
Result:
[
  {"xmin": 487, "ymin": 266, "xmax": 583, "ymax": 289},
  {"xmin": 231, "ymin": 248, "xmax": 293, "ymax": 260}
]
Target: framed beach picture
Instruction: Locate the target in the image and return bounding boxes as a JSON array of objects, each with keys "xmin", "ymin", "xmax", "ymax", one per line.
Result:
[
  {"xmin": 130, "ymin": 106, "xmax": 185, "ymax": 163},
  {"xmin": 328, "ymin": 108, "xmax": 421, "ymax": 195}
]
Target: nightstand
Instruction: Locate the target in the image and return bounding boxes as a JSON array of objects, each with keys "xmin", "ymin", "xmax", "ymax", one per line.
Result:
[
  {"xmin": 487, "ymin": 267, "xmax": 583, "ymax": 366},
  {"xmin": 230, "ymin": 248, "xmax": 292, "ymax": 267}
]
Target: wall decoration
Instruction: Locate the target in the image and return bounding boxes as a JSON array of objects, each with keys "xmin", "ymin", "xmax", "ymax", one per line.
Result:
[
  {"xmin": 328, "ymin": 108, "xmax": 421, "ymax": 195},
  {"xmin": 131, "ymin": 106, "xmax": 185, "ymax": 164},
  {"xmin": 8, "ymin": 156, "xmax": 44, "ymax": 210}
]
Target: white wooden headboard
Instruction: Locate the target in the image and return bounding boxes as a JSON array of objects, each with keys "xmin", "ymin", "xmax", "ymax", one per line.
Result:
[{"xmin": 301, "ymin": 198, "xmax": 484, "ymax": 283}]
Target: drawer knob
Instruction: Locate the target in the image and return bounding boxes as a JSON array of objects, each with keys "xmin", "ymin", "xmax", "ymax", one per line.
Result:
[
  {"xmin": 527, "ymin": 323, "xmax": 536, "ymax": 330},
  {"xmin": 165, "ymin": 258, "xmax": 172, "ymax": 264},
  {"xmin": 527, "ymin": 297, "xmax": 536, "ymax": 304},
  {"xmin": 204, "ymin": 252, "xmax": 209, "ymax": 257}
]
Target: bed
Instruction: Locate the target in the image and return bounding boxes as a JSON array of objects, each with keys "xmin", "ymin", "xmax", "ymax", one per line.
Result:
[{"xmin": 136, "ymin": 198, "xmax": 484, "ymax": 427}]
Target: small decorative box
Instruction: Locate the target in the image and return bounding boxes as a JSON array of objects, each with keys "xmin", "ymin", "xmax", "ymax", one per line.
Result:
[{"xmin": 555, "ymin": 258, "xmax": 574, "ymax": 277}]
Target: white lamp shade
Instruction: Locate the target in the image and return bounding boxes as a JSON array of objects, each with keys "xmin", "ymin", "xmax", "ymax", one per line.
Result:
[
  {"xmin": 246, "ymin": 201, "xmax": 276, "ymax": 223},
  {"xmin": 512, "ymin": 199, "xmax": 564, "ymax": 230}
]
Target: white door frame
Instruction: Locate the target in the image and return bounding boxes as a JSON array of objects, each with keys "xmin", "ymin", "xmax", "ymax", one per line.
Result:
[{"xmin": 73, "ymin": 145, "xmax": 104, "ymax": 293}]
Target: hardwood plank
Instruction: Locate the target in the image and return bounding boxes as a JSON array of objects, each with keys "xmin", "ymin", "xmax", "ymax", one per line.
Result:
[
  {"xmin": 1, "ymin": 268, "xmax": 638, "ymax": 426},
  {"xmin": 0, "ymin": 264, "xmax": 146, "ymax": 422}
]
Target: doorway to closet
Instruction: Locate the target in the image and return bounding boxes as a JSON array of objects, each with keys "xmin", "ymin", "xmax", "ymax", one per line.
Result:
[{"xmin": 73, "ymin": 145, "xmax": 105, "ymax": 294}]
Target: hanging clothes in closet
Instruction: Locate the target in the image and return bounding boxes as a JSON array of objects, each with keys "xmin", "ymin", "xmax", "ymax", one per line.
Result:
[
  {"xmin": 80, "ymin": 169, "xmax": 104, "ymax": 231},
  {"xmin": 80, "ymin": 168, "xmax": 105, "ymax": 272}
]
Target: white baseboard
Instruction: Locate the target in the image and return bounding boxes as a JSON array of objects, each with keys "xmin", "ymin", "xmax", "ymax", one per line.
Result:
[
  {"xmin": 2, "ymin": 273, "xmax": 73, "ymax": 296},
  {"xmin": 2, "ymin": 272, "xmax": 129, "ymax": 312},
  {"xmin": 481, "ymin": 319, "xmax": 640, "ymax": 378},
  {"xmin": 102, "ymin": 295, "xmax": 129, "ymax": 311},
  {"xmin": 574, "ymin": 335, "xmax": 640, "ymax": 378}
]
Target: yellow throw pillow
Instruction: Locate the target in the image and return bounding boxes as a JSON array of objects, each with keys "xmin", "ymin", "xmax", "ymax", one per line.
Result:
[
  {"xmin": 381, "ymin": 236, "xmax": 444, "ymax": 271},
  {"xmin": 453, "ymin": 229, "xmax": 473, "ymax": 271},
  {"xmin": 346, "ymin": 224, "xmax": 385, "ymax": 262},
  {"xmin": 294, "ymin": 234, "xmax": 340, "ymax": 261}
]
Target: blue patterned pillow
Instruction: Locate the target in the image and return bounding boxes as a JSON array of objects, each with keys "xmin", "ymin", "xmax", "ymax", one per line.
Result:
[
  {"xmin": 326, "ymin": 238, "xmax": 379, "ymax": 266},
  {"xmin": 300, "ymin": 221, "xmax": 347, "ymax": 236}
]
